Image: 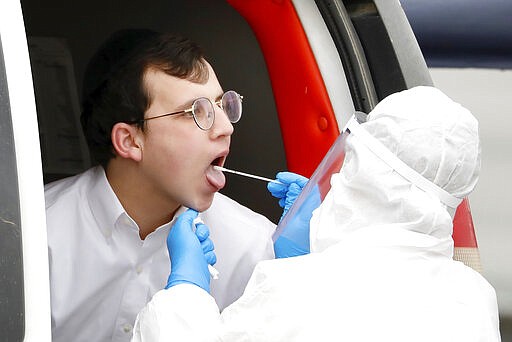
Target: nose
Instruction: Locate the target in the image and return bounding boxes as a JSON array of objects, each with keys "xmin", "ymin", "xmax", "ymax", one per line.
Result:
[{"xmin": 210, "ymin": 105, "xmax": 234, "ymax": 138}]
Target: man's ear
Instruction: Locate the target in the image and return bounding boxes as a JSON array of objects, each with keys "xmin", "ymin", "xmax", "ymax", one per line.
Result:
[{"xmin": 111, "ymin": 122, "xmax": 144, "ymax": 162}]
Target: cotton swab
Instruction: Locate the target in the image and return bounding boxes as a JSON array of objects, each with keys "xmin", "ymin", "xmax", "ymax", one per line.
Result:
[
  {"xmin": 207, "ymin": 265, "xmax": 219, "ymax": 280},
  {"xmin": 213, "ymin": 165, "xmax": 283, "ymax": 185}
]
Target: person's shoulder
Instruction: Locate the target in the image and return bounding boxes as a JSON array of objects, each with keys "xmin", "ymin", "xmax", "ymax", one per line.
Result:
[
  {"xmin": 44, "ymin": 166, "xmax": 100, "ymax": 209},
  {"xmin": 201, "ymin": 192, "xmax": 276, "ymax": 243},
  {"xmin": 209, "ymin": 192, "xmax": 275, "ymax": 227},
  {"xmin": 202, "ymin": 193, "xmax": 276, "ymax": 266},
  {"xmin": 454, "ymin": 261, "xmax": 498, "ymax": 296}
]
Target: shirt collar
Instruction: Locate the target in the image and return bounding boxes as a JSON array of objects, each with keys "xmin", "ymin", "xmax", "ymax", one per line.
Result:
[{"xmin": 87, "ymin": 166, "xmax": 126, "ymax": 239}]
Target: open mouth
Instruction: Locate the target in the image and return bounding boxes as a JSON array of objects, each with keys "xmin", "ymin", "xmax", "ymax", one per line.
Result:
[
  {"xmin": 206, "ymin": 154, "xmax": 227, "ymax": 190},
  {"xmin": 211, "ymin": 155, "xmax": 225, "ymax": 168}
]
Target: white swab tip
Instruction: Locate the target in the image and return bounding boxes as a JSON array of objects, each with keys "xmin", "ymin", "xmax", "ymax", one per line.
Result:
[{"xmin": 208, "ymin": 265, "xmax": 220, "ymax": 280}]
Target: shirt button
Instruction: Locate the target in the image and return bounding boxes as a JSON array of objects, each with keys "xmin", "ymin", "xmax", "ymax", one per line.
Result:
[
  {"xmin": 122, "ymin": 323, "xmax": 132, "ymax": 333},
  {"xmin": 136, "ymin": 265, "xmax": 143, "ymax": 274}
]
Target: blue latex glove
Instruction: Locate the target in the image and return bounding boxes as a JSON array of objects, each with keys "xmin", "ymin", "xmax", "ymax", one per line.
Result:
[
  {"xmin": 166, "ymin": 209, "xmax": 217, "ymax": 293},
  {"xmin": 267, "ymin": 171, "xmax": 309, "ymax": 222},
  {"xmin": 273, "ymin": 184, "xmax": 322, "ymax": 258}
]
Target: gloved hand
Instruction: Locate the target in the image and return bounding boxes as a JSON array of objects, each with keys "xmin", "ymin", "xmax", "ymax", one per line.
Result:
[
  {"xmin": 273, "ymin": 185, "xmax": 322, "ymax": 258},
  {"xmin": 166, "ymin": 209, "xmax": 217, "ymax": 293},
  {"xmin": 268, "ymin": 171, "xmax": 309, "ymax": 222}
]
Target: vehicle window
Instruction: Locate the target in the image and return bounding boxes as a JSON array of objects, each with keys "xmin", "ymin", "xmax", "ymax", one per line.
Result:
[
  {"xmin": 0, "ymin": 38, "xmax": 25, "ymax": 342},
  {"xmin": 344, "ymin": 1, "xmax": 407, "ymax": 100},
  {"xmin": 20, "ymin": 0, "xmax": 286, "ymax": 222},
  {"xmin": 315, "ymin": 0, "xmax": 379, "ymax": 113},
  {"xmin": 316, "ymin": 0, "xmax": 406, "ymax": 105}
]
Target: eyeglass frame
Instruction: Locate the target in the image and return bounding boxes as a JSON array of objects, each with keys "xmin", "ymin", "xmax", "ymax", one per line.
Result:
[{"xmin": 131, "ymin": 90, "xmax": 243, "ymax": 131}]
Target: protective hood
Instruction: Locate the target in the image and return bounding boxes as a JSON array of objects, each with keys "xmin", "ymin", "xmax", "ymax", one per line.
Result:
[{"xmin": 310, "ymin": 86, "xmax": 481, "ymax": 257}]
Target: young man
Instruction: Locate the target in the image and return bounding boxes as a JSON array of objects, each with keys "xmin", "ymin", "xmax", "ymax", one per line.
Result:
[
  {"xmin": 44, "ymin": 29, "xmax": 275, "ymax": 342},
  {"xmin": 132, "ymin": 86, "xmax": 501, "ymax": 342}
]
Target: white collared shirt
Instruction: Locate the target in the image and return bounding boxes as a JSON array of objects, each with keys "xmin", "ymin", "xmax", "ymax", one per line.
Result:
[{"xmin": 45, "ymin": 166, "xmax": 275, "ymax": 342}]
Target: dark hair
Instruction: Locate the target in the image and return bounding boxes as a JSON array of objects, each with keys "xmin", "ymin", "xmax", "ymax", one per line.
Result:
[{"xmin": 80, "ymin": 29, "xmax": 209, "ymax": 167}]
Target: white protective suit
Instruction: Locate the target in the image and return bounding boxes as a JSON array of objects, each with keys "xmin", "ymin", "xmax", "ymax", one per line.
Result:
[{"xmin": 132, "ymin": 86, "xmax": 501, "ymax": 342}]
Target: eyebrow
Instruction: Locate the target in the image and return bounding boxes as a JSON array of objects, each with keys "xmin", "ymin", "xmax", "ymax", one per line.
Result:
[
  {"xmin": 172, "ymin": 91, "xmax": 224, "ymax": 111},
  {"xmin": 175, "ymin": 98, "xmax": 196, "ymax": 111}
]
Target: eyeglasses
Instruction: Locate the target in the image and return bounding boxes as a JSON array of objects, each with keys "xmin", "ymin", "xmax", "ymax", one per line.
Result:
[{"xmin": 137, "ymin": 90, "xmax": 243, "ymax": 130}]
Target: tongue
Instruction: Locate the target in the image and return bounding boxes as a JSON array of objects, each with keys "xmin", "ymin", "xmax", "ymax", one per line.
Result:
[{"xmin": 206, "ymin": 165, "xmax": 226, "ymax": 190}]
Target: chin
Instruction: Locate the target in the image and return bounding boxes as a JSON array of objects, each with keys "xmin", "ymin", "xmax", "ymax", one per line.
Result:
[{"xmin": 189, "ymin": 193, "xmax": 215, "ymax": 213}]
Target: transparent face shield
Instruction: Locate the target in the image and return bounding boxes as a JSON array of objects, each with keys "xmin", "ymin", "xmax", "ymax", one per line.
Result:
[{"xmin": 272, "ymin": 113, "xmax": 366, "ymax": 244}]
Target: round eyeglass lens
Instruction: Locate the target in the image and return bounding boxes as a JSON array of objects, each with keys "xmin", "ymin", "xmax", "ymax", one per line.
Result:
[
  {"xmin": 193, "ymin": 98, "xmax": 215, "ymax": 130},
  {"xmin": 222, "ymin": 91, "xmax": 242, "ymax": 123}
]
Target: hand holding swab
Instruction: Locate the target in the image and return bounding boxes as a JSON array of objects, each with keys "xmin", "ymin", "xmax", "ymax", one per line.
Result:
[{"xmin": 213, "ymin": 166, "xmax": 283, "ymax": 185}]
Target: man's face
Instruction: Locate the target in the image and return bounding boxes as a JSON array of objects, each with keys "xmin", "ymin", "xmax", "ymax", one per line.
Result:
[{"xmin": 137, "ymin": 63, "xmax": 233, "ymax": 212}]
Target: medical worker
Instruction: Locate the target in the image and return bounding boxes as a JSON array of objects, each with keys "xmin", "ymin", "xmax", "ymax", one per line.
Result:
[
  {"xmin": 132, "ymin": 86, "xmax": 501, "ymax": 341},
  {"xmin": 45, "ymin": 29, "xmax": 276, "ymax": 342}
]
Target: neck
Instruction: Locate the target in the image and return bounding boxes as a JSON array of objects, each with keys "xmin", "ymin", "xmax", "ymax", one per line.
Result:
[{"xmin": 105, "ymin": 159, "xmax": 180, "ymax": 239}]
